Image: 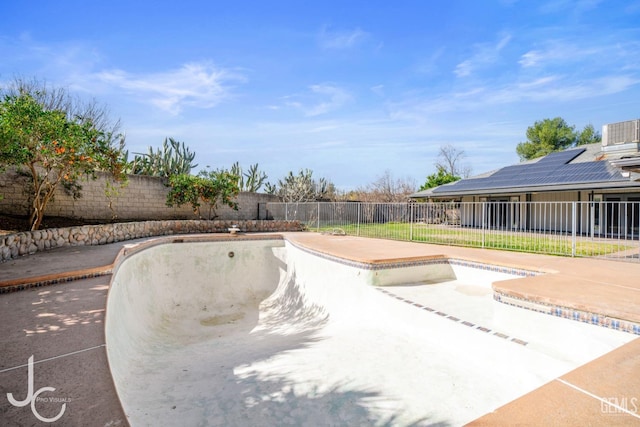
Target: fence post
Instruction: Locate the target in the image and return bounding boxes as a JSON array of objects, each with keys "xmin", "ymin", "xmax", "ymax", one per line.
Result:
[
  {"xmin": 317, "ymin": 202, "xmax": 320, "ymax": 232},
  {"xmin": 481, "ymin": 202, "xmax": 486, "ymax": 248},
  {"xmin": 409, "ymin": 202, "xmax": 414, "ymax": 242},
  {"xmin": 571, "ymin": 201, "xmax": 577, "ymax": 257},
  {"xmin": 590, "ymin": 202, "xmax": 594, "ymax": 240},
  {"xmin": 357, "ymin": 203, "xmax": 361, "ymax": 236},
  {"xmin": 285, "ymin": 202, "xmax": 288, "ymax": 221}
]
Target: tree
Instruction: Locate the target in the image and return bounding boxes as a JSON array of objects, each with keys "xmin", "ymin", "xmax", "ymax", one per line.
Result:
[
  {"xmin": 230, "ymin": 162, "xmax": 268, "ymax": 192},
  {"xmin": 338, "ymin": 170, "xmax": 415, "ymax": 202},
  {"xmin": 366, "ymin": 170, "xmax": 416, "ymax": 202},
  {"xmin": 165, "ymin": 169, "xmax": 240, "ymax": 219},
  {"xmin": 515, "ymin": 117, "xmax": 601, "ymax": 161},
  {"xmin": 0, "ymin": 79, "xmax": 126, "ymax": 230},
  {"xmin": 265, "ymin": 169, "xmax": 329, "ymax": 202},
  {"xmin": 436, "ymin": 144, "xmax": 471, "ymax": 178},
  {"xmin": 419, "ymin": 167, "xmax": 460, "ymax": 191},
  {"xmin": 576, "ymin": 124, "xmax": 602, "ymax": 146}
]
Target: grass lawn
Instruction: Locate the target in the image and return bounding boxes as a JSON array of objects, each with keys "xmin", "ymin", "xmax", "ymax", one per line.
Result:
[{"xmin": 316, "ymin": 222, "xmax": 634, "ymax": 257}]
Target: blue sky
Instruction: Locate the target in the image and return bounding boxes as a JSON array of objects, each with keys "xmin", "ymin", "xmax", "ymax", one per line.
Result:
[{"xmin": 1, "ymin": 1, "xmax": 639, "ymax": 190}]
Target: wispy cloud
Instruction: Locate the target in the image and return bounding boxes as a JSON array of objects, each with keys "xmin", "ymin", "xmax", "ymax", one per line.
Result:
[
  {"xmin": 516, "ymin": 36, "xmax": 640, "ymax": 98},
  {"xmin": 413, "ymin": 47, "xmax": 446, "ymax": 75},
  {"xmin": 284, "ymin": 84, "xmax": 352, "ymax": 116},
  {"xmin": 519, "ymin": 40, "xmax": 600, "ymax": 68},
  {"xmin": 0, "ymin": 35, "xmax": 104, "ymax": 87},
  {"xmin": 539, "ymin": 0, "xmax": 602, "ymax": 15},
  {"xmin": 490, "ymin": 75, "xmax": 638, "ymax": 104},
  {"xmin": 318, "ymin": 26, "xmax": 369, "ymax": 49},
  {"xmin": 370, "ymin": 84, "xmax": 385, "ymax": 96},
  {"xmin": 96, "ymin": 62, "xmax": 244, "ymax": 115},
  {"xmin": 391, "ymin": 73, "xmax": 639, "ymax": 118},
  {"xmin": 454, "ymin": 33, "xmax": 512, "ymax": 77}
]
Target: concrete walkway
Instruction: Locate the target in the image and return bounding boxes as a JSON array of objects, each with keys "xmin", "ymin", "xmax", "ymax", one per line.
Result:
[
  {"xmin": 0, "ymin": 240, "xmax": 148, "ymax": 426},
  {"xmin": 0, "ymin": 232, "xmax": 639, "ymax": 425}
]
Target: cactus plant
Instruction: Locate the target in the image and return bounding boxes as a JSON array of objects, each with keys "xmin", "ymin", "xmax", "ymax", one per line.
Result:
[{"xmin": 126, "ymin": 137, "xmax": 197, "ymax": 177}]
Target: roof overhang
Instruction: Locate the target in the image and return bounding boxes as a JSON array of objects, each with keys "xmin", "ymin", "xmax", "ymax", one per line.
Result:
[
  {"xmin": 609, "ymin": 157, "xmax": 640, "ymax": 174},
  {"xmin": 411, "ymin": 179, "xmax": 640, "ymax": 199}
]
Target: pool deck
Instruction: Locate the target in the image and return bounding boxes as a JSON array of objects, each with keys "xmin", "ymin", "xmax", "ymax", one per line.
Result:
[{"xmin": 1, "ymin": 231, "xmax": 639, "ymax": 425}]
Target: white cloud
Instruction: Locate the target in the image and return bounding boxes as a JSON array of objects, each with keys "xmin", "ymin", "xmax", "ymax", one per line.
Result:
[
  {"xmin": 390, "ymin": 73, "xmax": 639, "ymax": 119},
  {"xmin": 454, "ymin": 33, "xmax": 512, "ymax": 77},
  {"xmin": 540, "ymin": 0, "xmax": 602, "ymax": 15},
  {"xmin": 454, "ymin": 60, "xmax": 474, "ymax": 78},
  {"xmin": 284, "ymin": 84, "xmax": 353, "ymax": 116},
  {"xmin": 96, "ymin": 62, "xmax": 243, "ymax": 115},
  {"xmin": 518, "ymin": 40, "xmax": 600, "ymax": 68},
  {"xmin": 306, "ymin": 84, "xmax": 352, "ymax": 116},
  {"xmin": 518, "ymin": 50, "xmax": 543, "ymax": 68},
  {"xmin": 0, "ymin": 36, "xmax": 104, "ymax": 89},
  {"xmin": 318, "ymin": 27, "xmax": 369, "ymax": 49},
  {"xmin": 370, "ymin": 84, "xmax": 385, "ymax": 96}
]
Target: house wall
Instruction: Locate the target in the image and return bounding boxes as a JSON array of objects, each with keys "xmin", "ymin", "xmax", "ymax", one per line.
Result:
[
  {"xmin": 454, "ymin": 191, "xmax": 611, "ymax": 234},
  {"xmin": 530, "ymin": 191, "xmax": 579, "ymax": 202},
  {"xmin": 527, "ymin": 191, "xmax": 577, "ymax": 232},
  {"xmin": 0, "ymin": 168, "xmax": 279, "ymax": 222},
  {"xmin": 457, "ymin": 190, "xmax": 640, "ymax": 234}
]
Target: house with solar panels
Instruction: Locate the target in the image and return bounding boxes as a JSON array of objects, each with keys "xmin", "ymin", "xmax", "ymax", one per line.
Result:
[{"xmin": 410, "ymin": 119, "xmax": 640, "ymax": 237}]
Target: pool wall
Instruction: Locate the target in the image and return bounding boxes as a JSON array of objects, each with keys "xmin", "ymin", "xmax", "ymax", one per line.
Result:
[
  {"xmin": 105, "ymin": 238, "xmax": 287, "ymax": 393},
  {"xmin": 286, "ymin": 238, "xmax": 539, "ymax": 287}
]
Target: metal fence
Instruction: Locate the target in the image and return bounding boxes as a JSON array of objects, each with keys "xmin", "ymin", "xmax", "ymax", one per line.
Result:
[{"xmin": 265, "ymin": 201, "xmax": 640, "ymax": 262}]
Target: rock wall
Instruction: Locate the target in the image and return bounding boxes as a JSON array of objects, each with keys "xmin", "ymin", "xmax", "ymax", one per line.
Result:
[{"xmin": 0, "ymin": 219, "xmax": 304, "ymax": 261}]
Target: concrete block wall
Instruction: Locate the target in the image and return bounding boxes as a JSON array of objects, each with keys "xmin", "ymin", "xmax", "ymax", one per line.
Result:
[
  {"xmin": 0, "ymin": 168, "xmax": 30, "ymax": 216},
  {"xmin": 0, "ymin": 168, "xmax": 279, "ymax": 221}
]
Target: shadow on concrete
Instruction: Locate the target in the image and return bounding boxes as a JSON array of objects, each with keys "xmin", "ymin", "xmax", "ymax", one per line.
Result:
[
  {"xmin": 0, "ymin": 276, "xmax": 126, "ymax": 425},
  {"xmin": 113, "ymin": 270, "xmax": 450, "ymax": 426}
]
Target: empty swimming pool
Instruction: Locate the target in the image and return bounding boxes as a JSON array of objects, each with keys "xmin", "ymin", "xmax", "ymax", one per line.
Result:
[{"xmin": 105, "ymin": 236, "xmax": 633, "ymax": 426}]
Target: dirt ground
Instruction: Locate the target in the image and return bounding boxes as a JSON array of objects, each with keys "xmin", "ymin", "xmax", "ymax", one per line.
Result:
[{"xmin": 0, "ymin": 214, "xmax": 102, "ymax": 235}]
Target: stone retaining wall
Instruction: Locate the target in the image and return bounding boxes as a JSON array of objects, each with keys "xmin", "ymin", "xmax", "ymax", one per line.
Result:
[{"xmin": 0, "ymin": 220, "xmax": 304, "ymax": 262}]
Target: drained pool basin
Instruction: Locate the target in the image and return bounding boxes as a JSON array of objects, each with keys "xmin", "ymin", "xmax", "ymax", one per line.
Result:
[{"xmin": 105, "ymin": 236, "xmax": 632, "ymax": 426}]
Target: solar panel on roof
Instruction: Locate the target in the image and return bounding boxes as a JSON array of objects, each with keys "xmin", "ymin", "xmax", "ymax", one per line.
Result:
[
  {"xmin": 536, "ymin": 148, "xmax": 586, "ymax": 165},
  {"xmin": 431, "ymin": 153, "xmax": 623, "ymax": 194}
]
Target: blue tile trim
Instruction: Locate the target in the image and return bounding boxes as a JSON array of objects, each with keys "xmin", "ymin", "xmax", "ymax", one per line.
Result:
[
  {"xmin": 494, "ymin": 292, "xmax": 640, "ymax": 336},
  {"xmin": 376, "ymin": 287, "xmax": 529, "ymax": 346}
]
